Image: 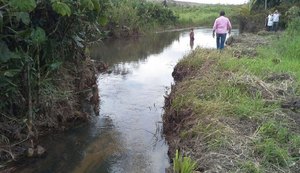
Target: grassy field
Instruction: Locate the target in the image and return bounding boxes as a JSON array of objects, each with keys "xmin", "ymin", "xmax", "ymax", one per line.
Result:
[
  {"xmin": 169, "ymin": 4, "xmax": 243, "ymax": 27},
  {"xmin": 164, "ymin": 23, "xmax": 300, "ymax": 172}
]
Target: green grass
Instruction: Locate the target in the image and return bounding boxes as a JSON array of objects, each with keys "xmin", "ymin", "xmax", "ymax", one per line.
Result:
[
  {"xmin": 168, "ymin": 22, "xmax": 300, "ymax": 172},
  {"xmin": 173, "ymin": 150, "xmax": 197, "ymax": 173},
  {"xmin": 239, "ymin": 161, "xmax": 263, "ymax": 173},
  {"xmin": 255, "ymin": 138, "xmax": 290, "ymax": 167},
  {"xmin": 169, "ymin": 4, "xmax": 241, "ymax": 27}
]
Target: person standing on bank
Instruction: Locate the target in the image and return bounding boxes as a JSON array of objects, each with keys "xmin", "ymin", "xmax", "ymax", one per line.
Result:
[
  {"xmin": 267, "ymin": 12, "xmax": 273, "ymax": 31},
  {"xmin": 273, "ymin": 10, "xmax": 280, "ymax": 32},
  {"xmin": 212, "ymin": 11, "xmax": 232, "ymax": 50},
  {"xmin": 189, "ymin": 28, "xmax": 195, "ymax": 50}
]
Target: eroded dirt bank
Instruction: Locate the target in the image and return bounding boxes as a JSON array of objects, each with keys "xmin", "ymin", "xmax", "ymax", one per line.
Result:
[
  {"xmin": 0, "ymin": 56, "xmax": 105, "ymax": 170},
  {"xmin": 163, "ymin": 32, "xmax": 300, "ymax": 173}
]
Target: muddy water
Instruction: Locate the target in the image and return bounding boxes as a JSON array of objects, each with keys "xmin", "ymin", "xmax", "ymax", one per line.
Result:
[{"xmin": 19, "ymin": 28, "xmax": 238, "ymax": 173}]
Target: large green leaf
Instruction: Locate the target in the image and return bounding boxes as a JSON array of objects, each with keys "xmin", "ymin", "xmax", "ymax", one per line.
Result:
[
  {"xmin": 14, "ymin": 12, "xmax": 30, "ymax": 25},
  {"xmin": 52, "ymin": 1, "xmax": 72, "ymax": 16},
  {"xmin": 31, "ymin": 27, "xmax": 47, "ymax": 45},
  {"xmin": 81, "ymin": 0, "xmax": 95, "ymax": 10},
  {"xmin": 49, "ymin": 61, "xmax": 63, "ymax": 70},
  {"xmin": 0, "ymin": 42, "xmax": 14, "ymax": 63},
  {"xmin": 4, "ymin": 69, "xmax": 21, "ymax": 77},
  {"xmin": 91, "ymin": 0, "xmax": 101, "ymax": 12},
  {"xmin": 9, "ymin": 0, "xmax": 36, "ymax": 12},
  {"xmin": 98, "ymin": 16, "xmax": 108, "ymax": 26}
]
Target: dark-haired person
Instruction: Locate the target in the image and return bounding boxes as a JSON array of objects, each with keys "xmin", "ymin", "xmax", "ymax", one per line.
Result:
[
  {"xmin": 189, "ymin": 28, "xmax": 195, "ymax": 49},
  {"xmin": 189, "ymin": 28, "xmax": 194, "ymax": 41},
  {"xmin": 212, "ymin": 11, "xmax": 232, "ymax": 50}
]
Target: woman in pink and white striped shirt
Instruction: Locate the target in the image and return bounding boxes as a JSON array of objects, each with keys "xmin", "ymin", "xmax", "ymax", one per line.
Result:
[{"xmin": 212, "ymin": 11, "xmax": 232, "ymax": 50}]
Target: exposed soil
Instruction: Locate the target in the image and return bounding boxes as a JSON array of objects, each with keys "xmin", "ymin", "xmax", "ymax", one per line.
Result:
[{"xmin": 0, "ymin": 55, "xmax": 107, "ymax": 171}]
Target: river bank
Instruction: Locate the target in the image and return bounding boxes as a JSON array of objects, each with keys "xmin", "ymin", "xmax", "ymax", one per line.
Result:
[
  {"xmin": 0, "ymin": 56, "xmax": 103, "ymax": 171},
  {"xmin": 163, "ymin": 32, "xmax": 300, "ymax": 172}
]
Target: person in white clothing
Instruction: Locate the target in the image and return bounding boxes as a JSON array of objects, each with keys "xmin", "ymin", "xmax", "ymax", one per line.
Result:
[
  {"xmin": 267, "ymin": 12, "xmax": 273, "ymax": 32},
  {"xmin": 273, "ymin": 10, "xmax": 280, "ymax": 32}
]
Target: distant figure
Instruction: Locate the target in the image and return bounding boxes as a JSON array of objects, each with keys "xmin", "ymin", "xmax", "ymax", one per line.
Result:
[
  {"xmin": 265, "ymin": 16, "xmax": 268, "ymax": 31},
  {"xmin": 267, "ymin": 12, "xmax": 273, "ymax": 31},
  {"xmin": 212, "ymin": 11, "xmax": 232, "ymax": 50},
  {"xmin": 189, "ymin": 28, "xmax": 195, "ymax": 50},
  {"xmin": 273, "ymin": 10, "xmax": 280, "ymax": 32},
  {"xmin": 189, "ymin": 28, "xmax": 194, "ymax": 41}
]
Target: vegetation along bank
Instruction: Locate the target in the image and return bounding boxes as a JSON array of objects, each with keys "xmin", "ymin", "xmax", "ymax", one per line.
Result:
[
  {"xmin": 163, "ymin": 4, "xmax": 300, "ymax": 173},
  {"xmin": 0, "ymin": 0, "xmax": 180, "ymax": 169},
  {"xmin": 0, "ymin": 0, "xmax": 106, "ymax": 167}
]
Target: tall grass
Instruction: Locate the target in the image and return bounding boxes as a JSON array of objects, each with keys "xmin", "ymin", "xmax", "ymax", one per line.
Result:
[
  {"xmin": 107, "ymin": 0, "xmax": 178, "ymax": 35},
  {"xmin": 169, "ymin": 4, "xmax": 241, "ymax": 27},
  {"xmin": 168, "ymin": 14, "xmax": 300, "ymax": 172}
]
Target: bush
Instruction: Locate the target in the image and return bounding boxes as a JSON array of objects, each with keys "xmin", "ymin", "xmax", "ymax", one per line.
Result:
[{"xmin": 0, "ymin": 0, "xmax": 106, "ymax": 161}]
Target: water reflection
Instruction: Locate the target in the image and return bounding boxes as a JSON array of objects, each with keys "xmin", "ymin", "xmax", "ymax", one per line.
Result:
[
  {"xmin": 18, "ymin": 28, "xmax": 238, "ymax": 173},
  {"xmin": 19, "ymin": 116, "xmax": 122, "ymax": 173},
  {"xmin": 90, "ymin": 31, "xmax": 181, "ymax": 65},
  {"xmin": 72, "ymin": 117, "xmax": 123, "ymax": 173}
]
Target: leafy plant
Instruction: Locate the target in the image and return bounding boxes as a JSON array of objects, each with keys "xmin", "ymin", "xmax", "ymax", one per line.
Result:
[
  {"xmin": 0, "ymin": 0, "xmax": 110, "ymax": 162},
  {"xmin": 173, "ymin": 149, "xmax": 197, "ymax": 173}
]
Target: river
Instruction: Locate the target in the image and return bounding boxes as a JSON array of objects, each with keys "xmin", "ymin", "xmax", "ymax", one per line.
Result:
[{"xmin": 19, "ymin": 28, "xmax": 238, "ymax": 173}]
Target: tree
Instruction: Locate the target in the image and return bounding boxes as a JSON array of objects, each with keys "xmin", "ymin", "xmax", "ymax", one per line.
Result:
[{"xmin": 250, "ymin": 0, "xmax": 281, "ymax": 10}]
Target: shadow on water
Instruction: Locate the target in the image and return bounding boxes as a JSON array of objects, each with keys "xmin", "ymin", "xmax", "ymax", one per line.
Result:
[{"xmin": 18, "ymin": 116, "xmax": 123, "ymax": 173}]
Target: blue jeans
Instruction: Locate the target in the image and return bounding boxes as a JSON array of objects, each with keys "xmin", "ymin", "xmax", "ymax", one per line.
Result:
[{"xmin": 216, "ymin": 33, "xmax": 227, "ymax": 49}]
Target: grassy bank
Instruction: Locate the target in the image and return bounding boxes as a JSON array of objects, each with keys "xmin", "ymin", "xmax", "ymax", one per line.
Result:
[
  {"xmin": 169, "ymin": 4, "xmax": 241, "ymax": 27},
  {"xmin": 164, "ymin": 21, "xmax": 300, "ymax": 172}
]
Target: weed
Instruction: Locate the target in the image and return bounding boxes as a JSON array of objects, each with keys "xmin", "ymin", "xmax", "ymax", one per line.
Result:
[
  {"xmin": 255, "ymin": 138, "xmax": 290, "ymax": 167},
  {"xmin": 239, "ymin": 161, "xmax": 263, "ymax": 173},
  {"xmin": 173, "ymin": 149, "xmax": 197, "ymax": 173},
  {"xmin": 258, "ymin": 121, "xmax": 290, "ymax": 143}
]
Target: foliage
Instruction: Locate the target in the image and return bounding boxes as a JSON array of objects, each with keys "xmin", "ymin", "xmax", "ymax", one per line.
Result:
[
  {"xmin": 250, "ymin": 0, "xmax": 281, "ymax": 10},
  {"xmin": 169, "ymin": 4, "xmax": 240, "ymax": 27},
  {"xmin": 106, "ymin": 0, "xmax": 177, "ymax": 36},
  {"xmin": 0, "ymin": 0, "xmax": 108, "ymax": 161},
  {"xmin": 173, "ymin": 149, "xmax": 197, "ymax": 173},
  {"xmin": 285, "ymin": 6, "xmax": 300, "ymax": 35},
  {"xmin": 0, "ymin": 0, "xmax": 179, "ymax": 162}
]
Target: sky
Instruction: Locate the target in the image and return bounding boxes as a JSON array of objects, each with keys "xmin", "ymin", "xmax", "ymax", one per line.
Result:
[{"xmin": 174, "ymin": 0, "xmax": 249, "ymax": 5}]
